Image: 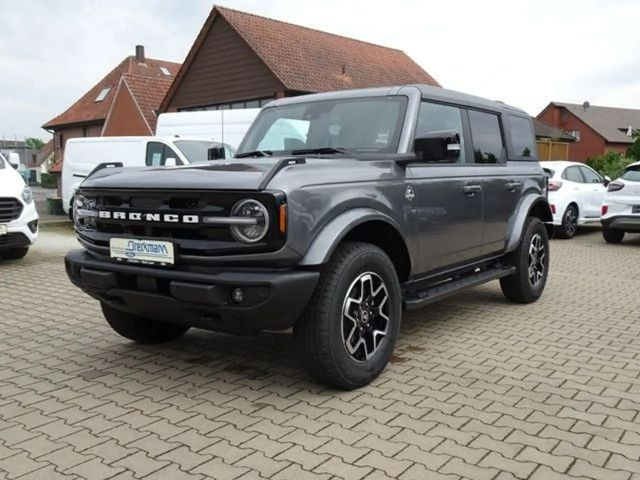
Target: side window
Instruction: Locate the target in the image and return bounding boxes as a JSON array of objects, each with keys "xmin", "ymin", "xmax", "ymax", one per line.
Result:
[
  {"xmin": 415, "ymin": 102, "xmax": 466, "ymax": 163},
  {"xmin": 562, "ymin": 166, "xmax": 584, "ymax": 183},
  {"xmin": 506, "ymin": 115, "xmax": 535, "ymax": 158},
  {"xmin": 468, "ymin": 110, "xmax": 504, "ymax": 164},
  {"xmin": 580, "ymin": 166, "xmax": 603, "ymax": 184},
  {"xmin": 146, "ymin": 142, "xmax": 180, "ymax": 166}
]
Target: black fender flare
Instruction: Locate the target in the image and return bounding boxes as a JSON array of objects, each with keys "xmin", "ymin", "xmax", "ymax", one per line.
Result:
[
  {"xmin": 505, "ymin": 194, "xmax": 553, "ymax": 253},
  {"xmin": 299, "ymin": 208, "xmax": 409, "ymax": 266}
]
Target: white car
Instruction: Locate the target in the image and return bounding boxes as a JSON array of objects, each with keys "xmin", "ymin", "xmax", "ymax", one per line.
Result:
[
  {"xmin": 0, "ymin": 153, "xmax": 38, "ymax": 260},
  {"xmin": 601, "ymin": 161, "xmax": 640, "ymax": 243},
  {"xmin": 542, "ymin": 161, "xmax": 609, "ymax": 239}
]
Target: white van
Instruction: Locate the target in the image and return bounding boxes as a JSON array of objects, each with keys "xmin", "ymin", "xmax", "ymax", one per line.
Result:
[
  {"xmin": 61, "ymin": 136, "xmax": 235, "ymax": 215},
  {"xmin": 155, "ymin": 109, "xmax": 260, "ymax": 149}
]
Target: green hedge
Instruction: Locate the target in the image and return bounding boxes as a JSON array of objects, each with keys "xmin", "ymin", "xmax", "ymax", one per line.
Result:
[
  {"xmin": 586, "ymin": 151, "xmax": 634, "ymax": 179},
  {"xmin": 40, "ymin": 172, "xmax": 58, "ymax": 189}
]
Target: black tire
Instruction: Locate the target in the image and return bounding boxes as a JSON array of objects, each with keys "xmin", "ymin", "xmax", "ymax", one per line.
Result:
[
  {"xmin": 295, "ymin": 242, "xmax": 402, "ymax": 390},
  {"xmin": 602, "ymin": 227, "xmax": 625, "ymax": 244},
  {"xmin": 101, "ymin": 303, "xmax": 190, "ymax": 344},
  {"xmin": 555, "ymin": 204, "xmax": 578, "ymax": 239},
  {"xmin": 1, "ymin": 247, "xmax": 29, "ymax": 260},
  {"xmin": 500, "ymin": 217, "xmax": 549, "ymax": 304}
]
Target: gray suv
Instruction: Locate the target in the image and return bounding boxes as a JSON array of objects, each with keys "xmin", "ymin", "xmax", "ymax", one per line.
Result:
[{"xmin": 65, "ymin": 85, "xmax": 553, "ymax": 389}]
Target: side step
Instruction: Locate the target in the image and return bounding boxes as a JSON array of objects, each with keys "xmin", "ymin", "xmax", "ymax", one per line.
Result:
[{"xmin": 403, "ymin": 265, "xmax": 516, "ymax": 310}]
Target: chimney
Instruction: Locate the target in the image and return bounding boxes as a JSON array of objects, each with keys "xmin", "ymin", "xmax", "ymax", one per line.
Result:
[{"xmin": 135, "ymin": 45, "xmax": 145, "ymax": 63}]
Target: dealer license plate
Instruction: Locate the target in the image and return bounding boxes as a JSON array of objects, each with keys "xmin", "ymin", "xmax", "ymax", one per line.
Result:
[
  {"xmin": 632, "ymin": 205, "xmax": 640, "ymax": 214},
  {"xmin": 0, "ymin": 225, "xmax": 6, "ymax": 236},
  {"xmin": 110, "ymin": 238, "xmax": 174, "ymax": 266}
]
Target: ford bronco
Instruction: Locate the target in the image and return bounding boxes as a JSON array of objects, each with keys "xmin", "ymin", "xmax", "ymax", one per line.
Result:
[{"xmin": 65, "ymin": 85, "xmax": 552, "ymax": 389}]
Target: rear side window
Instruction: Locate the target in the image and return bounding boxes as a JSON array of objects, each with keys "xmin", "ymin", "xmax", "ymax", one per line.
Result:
[
  {"xmin": 562, "ymin": 166, "xmax": 584, "ymax": 183},
  {"xmin": 506, "ymin": 115, "xmax": 535, "ymax": 158},
  {"xmin": 145, "ymin": 142, "xmax": 181, "ymax": 166},
  {"xmin": 621, "ymin": 166, "xmax": 640, "ymax": 182},
  {"xmin": 468, "ymin": 110, "xmax": 504, "ymax": 164},
  {"xmin": 415, "ymin": 102, "xmax": 467, "ymax": 163}
]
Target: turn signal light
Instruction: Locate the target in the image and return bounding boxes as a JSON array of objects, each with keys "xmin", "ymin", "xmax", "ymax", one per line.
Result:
[
  {"xmin": 548, "ymin": 180, "xmax": 563, "ymax": 191},
  {"xmin": 602, "ymin": 205, "xmax": 608, "ymax": 216},
  {"xmin": 279, "ymin": 204, "xmax": 287, "ymax": 235}
]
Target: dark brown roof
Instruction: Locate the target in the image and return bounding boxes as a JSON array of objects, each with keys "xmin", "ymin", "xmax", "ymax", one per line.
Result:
[
  {"xmin": 43, "ymin": 56, "xmax": 180, "ymax": 129},
  {"xmin": 532, "ymin": 118, "xmax": 575, "ymax": 142},
  {"xmin": 121, "ymin": 74, "xmax": 174, "ymax": 132},
  {"xmin": 162, "ymin": 6, "xmax": 439, "ymax": 109}
]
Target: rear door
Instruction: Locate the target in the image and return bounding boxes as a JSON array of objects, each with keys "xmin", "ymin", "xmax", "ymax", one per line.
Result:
[
  {"xmin": 578, "ymin": 165, "xmax": 607, "ymax": 218},
  {"xmin": 408, "ymin": 101, "xmax": 484, "ymax": 273},
  {"xmin": 561, "ymin": 165, "xmax": 588, "ymax": 217}
]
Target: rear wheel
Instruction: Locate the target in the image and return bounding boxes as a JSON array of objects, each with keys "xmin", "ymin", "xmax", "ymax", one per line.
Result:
[
  {"xmin": 101, "ymin": 303, "xmax": 190, "ymax": 344},
  {"xmin": 555, "ymin": 204, "xmax": 578, "ymax": 239},
  {"xmin": 1, "ymin": 247, "xmax": 29, "ymax": 260},
  {"xmin": 295, "ymin": 242, "xmax": 402, "ymax": 390},
  {"xmin": 500, "ymin": 217, "xmax": 549, "ymax": 304},
  {"xmin": 602, "ymin": 227, "xmax": 625, "ymax": 244}
]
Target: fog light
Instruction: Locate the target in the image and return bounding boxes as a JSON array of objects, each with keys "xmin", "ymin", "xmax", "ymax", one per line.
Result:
[
  {"xmin": 231, "ymin": 288, "xmax": 244, "ymax": 303},
  {"xmin": 28, "ymin": 220, "xmax": 38, "ymax": 233}
]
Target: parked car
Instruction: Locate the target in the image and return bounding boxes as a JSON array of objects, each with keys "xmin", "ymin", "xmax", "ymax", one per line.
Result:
[
  {"xmin": 155, "ymin": 109, "xmax": 260, "ymax": 149},
  {"xmin": 601, "ymin": 161, "xmax": 640, "ymax": 243},
  {"xmin": 0, "ymin": 151, "xmax": 20, "ymax": 169},
  {"xmin": 542, "ymin": 161, "xmax": 609, "ymax": 238},
  {"xmin": 0, "ymin": 153, "xmax": 38, "ymax": 260},
  {"xmin": 65, "ymin": 85, "xmax": 552, "ymax": 389},
  {"xmin": 62, "ymin": 136, "xmax": 236, "ymax": 216}
]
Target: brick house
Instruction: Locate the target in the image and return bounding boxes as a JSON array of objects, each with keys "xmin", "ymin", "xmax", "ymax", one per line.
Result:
[
  {"xmin": 42, "ymin": 46, "xmax": 180, "ymax": 170},
  {"xmin": 161, "ymin": 6, "xmax": 439, "ymax": 112},
  {"xmin": 537, "ymin": 102, "xmax": 640, "ymax": 162}
]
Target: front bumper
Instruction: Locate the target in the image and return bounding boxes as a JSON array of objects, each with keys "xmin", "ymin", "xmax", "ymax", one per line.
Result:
[
  {"xmin": 601, "ymin": 215, "xmax": 640, "ymax": 232},
  {"xmin": 1, "ymin": 200, "xmax": 38, "ymax": 250},
  {"xmin": 64, "ymin": 249, "xmax": 319, "ymax": 333}
]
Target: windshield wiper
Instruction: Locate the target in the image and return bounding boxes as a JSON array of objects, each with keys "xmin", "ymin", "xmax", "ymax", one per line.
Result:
[
  {"xmin": 290, "ymin": 147, "xmax": 348, "ymax": 156},
  {"xmin": 235, "ymin": 150, "xmax": 273, "ymax": 158}
]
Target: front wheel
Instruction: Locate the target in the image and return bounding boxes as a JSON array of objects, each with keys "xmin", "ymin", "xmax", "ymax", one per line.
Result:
[
  {"xmin": 101, "ymin": 303, "xmax": 190, "ymax": 344},
  {"xmin": 295, "ymin": 242, "xmax": 402, "ymax": 390},
  {"xmin": 602, "ymin": 227, "xmax": 625, "ymax": 244},
  {"xmin": 500, "ymin": 217, "xmax": 549, "ymax": 304},
  {"xmin": 1, "ymin": 247, "xmax": 29, "ymax": 260}
]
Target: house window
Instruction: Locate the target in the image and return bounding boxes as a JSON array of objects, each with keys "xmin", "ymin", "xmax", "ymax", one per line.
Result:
[
  {"xmin": 95, "ymin": 87, "xmax": 111, "ymax": 102},
  {"xmin": 159, "ymin": 66, "xmax": 171, "ymax": 76},
  {"xmin": 82, "ymin": 126, "xmax": 88, "ymax": 137},
  {"xmin": 569, "ymin": 130, "xmax": 581, "ymax": 141}
]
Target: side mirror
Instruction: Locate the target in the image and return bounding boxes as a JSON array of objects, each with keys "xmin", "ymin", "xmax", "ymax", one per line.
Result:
[
  {"xmin": 208, "ymin": 146, "xmax": 226, "ymax": 160},
  {"xmin": 164, "ymin": 157, "xmax": 177, "ymax": 167},
  {"xmin": 604, "ymin": 175, "xmax": 611, "ymax": 186},
  {"xmin": 414, "ymin": 131, "xmax": 461, "ymax": 163}
]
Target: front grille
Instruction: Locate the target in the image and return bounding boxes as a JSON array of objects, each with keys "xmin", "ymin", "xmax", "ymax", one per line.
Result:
[
  {"xmin": 78, "ymin": 189, "xmax": 285, "ymax": 257},
  {"xmin": 0, "ymin": 198, "xmax": 23, "ymax": 222}
]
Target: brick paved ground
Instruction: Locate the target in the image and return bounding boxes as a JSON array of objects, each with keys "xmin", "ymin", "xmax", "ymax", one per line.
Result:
[{"xmin": 1, "ymin": 227, "xmax": 639, "ymax": 479}]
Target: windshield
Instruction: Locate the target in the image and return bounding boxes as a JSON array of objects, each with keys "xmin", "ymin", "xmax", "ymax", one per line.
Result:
[
  {"xmin": 621, "ymin": 165, "xmax": 640, "ymax": 182},
  {"xmin": 237, "ymin": 96, "xmax": 408, "ymax": 156},
  {"xmin": 173, "ymin": 140, "xmax": 236, "ymax": 163}
]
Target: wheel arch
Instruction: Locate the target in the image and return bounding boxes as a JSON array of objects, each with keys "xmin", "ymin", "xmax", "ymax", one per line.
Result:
[
  {"xmin": 299, "ymin": 209, "xmax": 412, "ymax": 282},
  {"xmin": 505, "ymin": 194, "xmax": 553, "ymax": 252}
]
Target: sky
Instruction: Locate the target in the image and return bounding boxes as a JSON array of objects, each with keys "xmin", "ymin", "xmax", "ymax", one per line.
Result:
[{"xmin": 1, "ymin": 0, "xmax": 639, "ymax": 140}]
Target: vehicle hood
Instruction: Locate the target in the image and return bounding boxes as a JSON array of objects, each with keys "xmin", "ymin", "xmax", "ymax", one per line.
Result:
[
  {"xmin": 79, "ymin": 156, "xmax": 402, "ymax": 192},
  {"xmin": 0, "ymin": 165, "xmax": 26, "ymax": 197}
]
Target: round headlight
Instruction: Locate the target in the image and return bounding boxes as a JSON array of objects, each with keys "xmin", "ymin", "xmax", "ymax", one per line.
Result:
[
  {"xmin": 21, "ymin": 186, "xmax": 33, "ymax": 204},
  {"xmin": 230, "ymin": 199, "xmax": 269, "ymax": 243}
]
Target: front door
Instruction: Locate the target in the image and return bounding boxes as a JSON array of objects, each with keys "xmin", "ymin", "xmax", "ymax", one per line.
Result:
[{"xmin": 408, "ymin": 101, "xmax": 484, "ymax": 273}]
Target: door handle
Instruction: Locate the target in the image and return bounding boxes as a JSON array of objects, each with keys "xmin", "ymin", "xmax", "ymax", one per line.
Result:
[
  {"xmin": 505, "ymin": 181, "xmax": 523, "ymax": 191},
  {"xmin": 462, "ymin": 184, "xmax": 482, "ymax": 196}
]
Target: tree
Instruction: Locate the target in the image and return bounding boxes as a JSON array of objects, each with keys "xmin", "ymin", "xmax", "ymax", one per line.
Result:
[
  {"xmin": 626, "ymin": 134, "xmax": 640, "ymax": 161},
  {"xmin": 586, "ymin": 150, "xmax": 634, "ymax": 179},
  {"xmin": 24, "ymin": 137, "xmax": 45, "ymax": 150}
]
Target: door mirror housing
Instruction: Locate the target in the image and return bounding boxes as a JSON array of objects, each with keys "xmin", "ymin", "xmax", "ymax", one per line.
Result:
[
  {"xmin": 208, "ymin": 146, "xmax": 226, "ymax": 160},
  {"xmin": 603, "ymin": 175, "xmax": 611, "ymax": 186},
  {"xmin": 414, "ymin": 131, "xmax": 461, "ymax": 163},
  {"xmin": 164, "ymin": 157, "xmax": 177, "ymax": 167}
]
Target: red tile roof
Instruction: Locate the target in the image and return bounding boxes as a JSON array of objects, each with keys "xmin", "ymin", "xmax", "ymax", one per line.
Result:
[
  {"xmin": 43, "ymin": 56, "xmax": 180, "ymax": 129},
  {"xmin": 218, "ymin": 7, "xmax": 439, "ymax": 91},
  {"xmin": 162, "ymin": 7, "xmax": 439, "ymax": 110},
  {"xmin": 121, "ymin": 74, "xmax": 174, "ymax": 133}
]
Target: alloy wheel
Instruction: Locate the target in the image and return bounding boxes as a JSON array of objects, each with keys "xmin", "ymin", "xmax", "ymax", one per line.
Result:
[
  {"xmin": 565, "ymin": 207, "xmax": 577, "ymax": 236},
  {"xmin": 341, "ymin": 272, "xmax": 390, "ymax": 361},
  {"xmin": 528, "ymin": 233, "xmax": 546, "ymax": 287}
]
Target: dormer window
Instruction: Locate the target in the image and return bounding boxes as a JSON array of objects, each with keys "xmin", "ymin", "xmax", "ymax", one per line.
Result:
[
  {"xmin": 159, "ymin": 66, "xmax": 171, "ymax": 76},
  {"xmin": 95, "ymin": 87, "xmax": 111, "ymax": 102}
]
